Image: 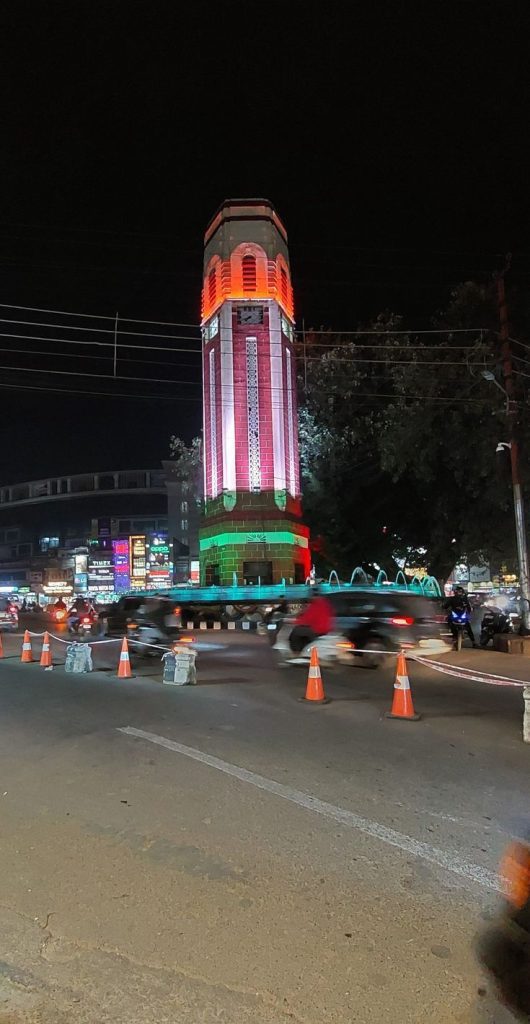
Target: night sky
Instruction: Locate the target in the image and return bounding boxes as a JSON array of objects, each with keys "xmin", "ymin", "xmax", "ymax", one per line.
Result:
[{"xmin": 2, "ymin": 1, "xmax": 530, "ymax": 481}]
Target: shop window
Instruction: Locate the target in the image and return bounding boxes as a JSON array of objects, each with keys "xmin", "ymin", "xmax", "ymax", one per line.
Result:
[
  {"xmin": 181, "ymin": 519, "xmax": 188, "ymax": 532},
  {"xmin": 181, "ymin": 500, "xmax": 188, "ymax": 513},
  {"xmin": 118, "ymin": 519, "xmax": 131, "ymax": 533}
]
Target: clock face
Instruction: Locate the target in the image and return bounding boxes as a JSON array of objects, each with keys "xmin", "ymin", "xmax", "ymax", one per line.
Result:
[{"xmin": 237, "ymin": 305, "xmax": 263, "ymax": 326}]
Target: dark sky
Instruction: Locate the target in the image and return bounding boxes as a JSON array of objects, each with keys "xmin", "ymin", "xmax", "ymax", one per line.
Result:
[{"xmin": 1, "ymin": 0, "xmax": 530, "ymax": 481}]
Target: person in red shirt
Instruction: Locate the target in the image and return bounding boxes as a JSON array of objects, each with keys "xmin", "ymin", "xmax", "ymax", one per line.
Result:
[{"xmin": 290, "ymin": 593, "xmax": 335, "ymax": 653}]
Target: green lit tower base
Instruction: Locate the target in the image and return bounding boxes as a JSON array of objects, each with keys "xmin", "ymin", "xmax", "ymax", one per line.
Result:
[{"xmin": 199, "ymin": 200, "xmax": 310, "ymax": 586}]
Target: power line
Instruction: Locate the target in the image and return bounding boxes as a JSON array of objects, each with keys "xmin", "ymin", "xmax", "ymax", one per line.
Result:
[
  {"xmin": 0, "ymin": 381, "xmax": 191, "ymax": 402},
  {"xmin": 0, "ymin": 316, "xmax": 200, "ymax": 342},
  {"xmin": 0, "ymin": 301, "xmax": 200, "ymax": 329},
  {"xmin": 0, "ymin": 345, "xmax": 200, "ymax": 370},
  {"xmin": 0, "ymin": 331, "xmax": 201, "ymax": 355},
  {"xmin": 296, "ymin": 327, "xmax": 487, "ymax": 336},
  {"xmin": 0, "ymin": 377, "xmax": 495, "ymax": 406}
]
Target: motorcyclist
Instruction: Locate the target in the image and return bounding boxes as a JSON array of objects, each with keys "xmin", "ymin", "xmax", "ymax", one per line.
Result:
[
  {"xmin": 67, "ymin": 596, "xmax": 94, "ymax": 632},
  {"xmin": 443, "ymin": 585, "xmax": 477, "ymax": 648},
  {"xmin": 289, "ymin": 591, "xmax": 335, "ymax": 654}
]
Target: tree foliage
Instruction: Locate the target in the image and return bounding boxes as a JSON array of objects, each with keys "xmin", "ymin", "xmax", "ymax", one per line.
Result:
[{"xmin": 299, "ymin": 283, "xmax": 530, "ymax": 581}]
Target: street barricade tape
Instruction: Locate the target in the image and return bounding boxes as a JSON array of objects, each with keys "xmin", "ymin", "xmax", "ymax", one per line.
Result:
[{"xmin": 411, "ymin": 654, "xmax": 525, "ymax": 688}]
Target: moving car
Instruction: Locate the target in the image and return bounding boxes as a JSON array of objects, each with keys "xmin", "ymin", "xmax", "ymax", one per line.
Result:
[
  {"xmin": 98, "ymin": 595, "xmax": 181, "ymax": 639},
  {"xmin": 0, "ymin": 598, "xmax": 18, "ymax": 632},
  {"xmin": 273, "ymin": 588, "xmax": 451, "ymax": 667}
]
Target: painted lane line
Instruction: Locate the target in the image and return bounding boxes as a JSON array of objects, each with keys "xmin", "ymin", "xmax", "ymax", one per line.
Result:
[{"xmin": 118, "ymin": 726, "xmax": 500, "ymax": 892}]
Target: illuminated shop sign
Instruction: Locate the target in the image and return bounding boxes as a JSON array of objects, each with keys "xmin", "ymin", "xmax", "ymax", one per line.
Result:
[{"xmin": 112, "ymin": 538, "xmax": 130, "ymax": 593}]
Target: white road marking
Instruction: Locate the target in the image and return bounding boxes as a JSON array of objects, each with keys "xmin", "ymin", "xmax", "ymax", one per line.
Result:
[{"xmin": 118, "ymin": 726, "xmax": 500, "ymax": 892}]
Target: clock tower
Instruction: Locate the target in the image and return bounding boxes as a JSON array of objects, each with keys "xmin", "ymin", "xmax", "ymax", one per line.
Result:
[{"xmin": 199, "ymin": 198, "xmax": 310, "ymax": 585}]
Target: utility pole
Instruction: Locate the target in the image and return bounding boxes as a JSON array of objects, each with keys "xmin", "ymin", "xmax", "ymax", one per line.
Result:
[{"xmin": 496, "ymin": 256, "xmax": 530, "ymax": 634}]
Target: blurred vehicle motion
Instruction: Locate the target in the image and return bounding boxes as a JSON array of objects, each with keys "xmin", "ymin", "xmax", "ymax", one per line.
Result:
[
  {"xmin": 273, "ymin": 589, "xmax": 451, "ymax": 668},
  {"xmin": 0, "ymin": 597, "xmax": 18, "ymax": 632},
  {"xmin": 477, "ymin": 838, "xmax": 530, "ymax": 1020}
]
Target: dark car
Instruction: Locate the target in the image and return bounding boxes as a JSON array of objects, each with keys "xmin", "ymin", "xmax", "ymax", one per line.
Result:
[
  {"xmin": 98, "ymin": 596, "xmax": 144, "ymax": 636},
  {"xmin": 274, "ymin": 588, "xmax": 451, "ymax": 667}
]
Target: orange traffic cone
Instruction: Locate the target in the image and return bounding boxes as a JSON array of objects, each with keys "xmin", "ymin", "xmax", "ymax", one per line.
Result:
[
  {"xmin": 0, "ymin": 632, "xmax": 4, "ymax": 658},
  {"xmin": 117, "ymin": 636, "xmax": 132, "ymax": 678},
  {"xmin": 40, "ymin": 631, "xmax": 52, "ymax": 668},
  {"xmin": 385, "ymin": 650, "xmax": 420, "ymax": 721},
  {"xmin": 300, "ymin": 646, "xmax": 329, "ymax": 704},
  {"xmin": 21, "ymin": 629, "xmax": 34, "ymax": 663}
]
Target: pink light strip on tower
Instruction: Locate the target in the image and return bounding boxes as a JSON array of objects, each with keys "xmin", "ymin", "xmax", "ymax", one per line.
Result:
[
  {"xmin": 246, "ymin": 337, "xmax": 261, "ymax": 491},
  {"xmin": 220, "ymin": 304, "xmax": 236, "ymax": 492},
  {"xmin": 209, "ymin": 347, "xmax": 218, "ymax": 498},
  {"xmin": 269, "ymin": 303, "xmax": 286, "ymax": 492},
  {"xmin": 286, "ymin": 346, "xmax": 296, "ymax": 495}
]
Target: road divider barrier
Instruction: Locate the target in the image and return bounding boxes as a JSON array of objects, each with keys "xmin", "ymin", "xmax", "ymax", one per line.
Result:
[
  {"xmin": 385, "ymin": 650, "xmax": 420, "ymax": 721},
  {"xmin": 40, "ymin": 631, "xmax": 52, "ymax": 668},
  {"xmin": 21, "ymin": 630, "xmax": 33, "ymax": 663},
  {"xmin": 300, "ymin": 646, "xmax": 329, "ymax": 705}
]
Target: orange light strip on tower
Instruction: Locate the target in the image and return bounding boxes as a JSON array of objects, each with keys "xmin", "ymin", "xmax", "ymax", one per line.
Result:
[{"xmin": 201, "ymin": 255, "xmax": 294, "ymax": 322}]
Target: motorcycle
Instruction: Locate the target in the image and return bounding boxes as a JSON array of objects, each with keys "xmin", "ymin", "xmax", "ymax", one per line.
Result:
[
  {"xmin": 68, "ymin": 610, "xmax": 96, "ymax": 637},
  {"xmin": 51, "ymin": 607, "xmax": 68, "ymax": 625},
  {"xmin": 480, "ymin": 607, "xmax": 513, "ymax": 648},
  {"xmin": 477, "ymin": 838, "xmax": 530, "ymax": 1020},
  {"xmin": 126, "ymin": 618, "xmax": 194, "ymax": 658},
  {"xmin": 449, "ymin": 608, "xmax": 470, "ymax": 652}
]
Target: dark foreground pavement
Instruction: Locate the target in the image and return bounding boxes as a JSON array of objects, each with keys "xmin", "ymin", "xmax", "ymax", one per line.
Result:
[{"xmin": 0, "ymin": 632, "xmax": 527, "ymax": 1022}]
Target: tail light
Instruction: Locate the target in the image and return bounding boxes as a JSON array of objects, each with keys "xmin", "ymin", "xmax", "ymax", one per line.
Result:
[
  {"xmin": 82, "ymin": 616, "xmax": 91, "ymax": 624},
  {"xmin": 391, "ymin": 616, "xmax": 415, "ymax": 627},
  {"xmin": 179, "ymin": 635, "xmax": 195, "ymax": 644},
  {"xmin": 337, "ymin": 640, "xmax": 355, "ymax": 650}
]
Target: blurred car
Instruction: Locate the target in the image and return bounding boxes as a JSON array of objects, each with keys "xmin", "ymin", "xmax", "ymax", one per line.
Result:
[
  {"xmin": 98, "ymin": 595, "xmax": 181, "ymax": 638},
  {"xmin": 273, "ymin": 589, "xmax": 451, "ymax": 668},
  {"xmin": 0, "ymin": 598, "xmax": 18, "ymax": 632}
]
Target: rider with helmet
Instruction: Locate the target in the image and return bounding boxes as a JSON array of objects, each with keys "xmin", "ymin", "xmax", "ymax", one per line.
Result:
[{"xmin": 443, "ymin": 585, "xmax": 477, "ymax": 647}]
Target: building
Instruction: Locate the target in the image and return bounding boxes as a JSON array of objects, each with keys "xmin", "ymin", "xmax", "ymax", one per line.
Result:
[
  {"xmin": 200, "ymin": 198, "xmax": 310, "ymax": 585},
  {"xmin": 0, "ymin": 466, "xmax": 201, "ymax": 600}
]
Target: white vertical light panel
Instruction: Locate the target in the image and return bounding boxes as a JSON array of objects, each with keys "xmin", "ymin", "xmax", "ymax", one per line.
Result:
[
  {"xmin": 286, "ymin": 346, "xmax": 296, "ymax": 495},
  {"xmin": 269, "ymin": 302, "xmax": 286, "ymax": 491},
  {"xmin": 209, "ymin": 347, "xmax": 218, "ymax": 498},
  {"xmin": 246, "ymin": 337, "xmax": 261, "ymax": 491},
  {"xmin": 220, "ymin": 303, "xmax": 236, "ymax": 492}
]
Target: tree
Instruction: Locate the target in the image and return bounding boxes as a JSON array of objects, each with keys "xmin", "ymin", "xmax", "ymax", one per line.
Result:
[
  {"xmin": 168, "ymin": 436, "xmax": 202, "ymax": 481},
  {"xmin": 298, "ymin": 284, "xmax": 530, "ymax": 583}
]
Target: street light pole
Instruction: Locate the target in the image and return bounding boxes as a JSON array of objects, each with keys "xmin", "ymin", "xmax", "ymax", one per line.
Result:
[{"xmin": 496, "ymin": 260, "xmax": 530, "ymax": 634}]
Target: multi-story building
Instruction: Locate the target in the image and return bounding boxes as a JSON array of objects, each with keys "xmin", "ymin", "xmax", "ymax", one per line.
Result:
[{"xmin": 0, "ymin": 466, "xmax": 201, "ymax": 600}]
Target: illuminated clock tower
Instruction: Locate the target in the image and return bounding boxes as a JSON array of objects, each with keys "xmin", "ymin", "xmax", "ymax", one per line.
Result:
[{"xmin": 199, "ymin": 198, "xmax": 310, "ymax": 585}]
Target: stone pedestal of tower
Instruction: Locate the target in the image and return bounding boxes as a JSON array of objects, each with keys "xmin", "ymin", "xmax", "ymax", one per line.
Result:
[{"xmin": 199, "ymin": 199, "xmax": 310, "ymax": 586}]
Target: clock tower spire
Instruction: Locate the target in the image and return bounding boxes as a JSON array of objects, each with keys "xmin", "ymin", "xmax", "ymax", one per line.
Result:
[{"xmin": 199, "ymin": 198, "xmax": 309, "ymax": 585}]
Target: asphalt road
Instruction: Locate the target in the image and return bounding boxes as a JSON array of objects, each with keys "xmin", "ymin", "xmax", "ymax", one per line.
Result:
[{"xmin": 0, "ymin": 628, "xmax": 527, "ymax": 1023}]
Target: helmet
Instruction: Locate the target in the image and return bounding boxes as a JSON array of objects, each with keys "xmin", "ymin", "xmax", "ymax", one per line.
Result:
[{"xmin": 455, "ymin": 585, "xmax": 466, "ymax": 595}]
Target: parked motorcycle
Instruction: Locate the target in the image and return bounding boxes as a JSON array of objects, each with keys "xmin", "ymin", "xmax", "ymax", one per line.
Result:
[{"xmin": 480, "ymin": 607, "xmax": 514, "ymax": 648}]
